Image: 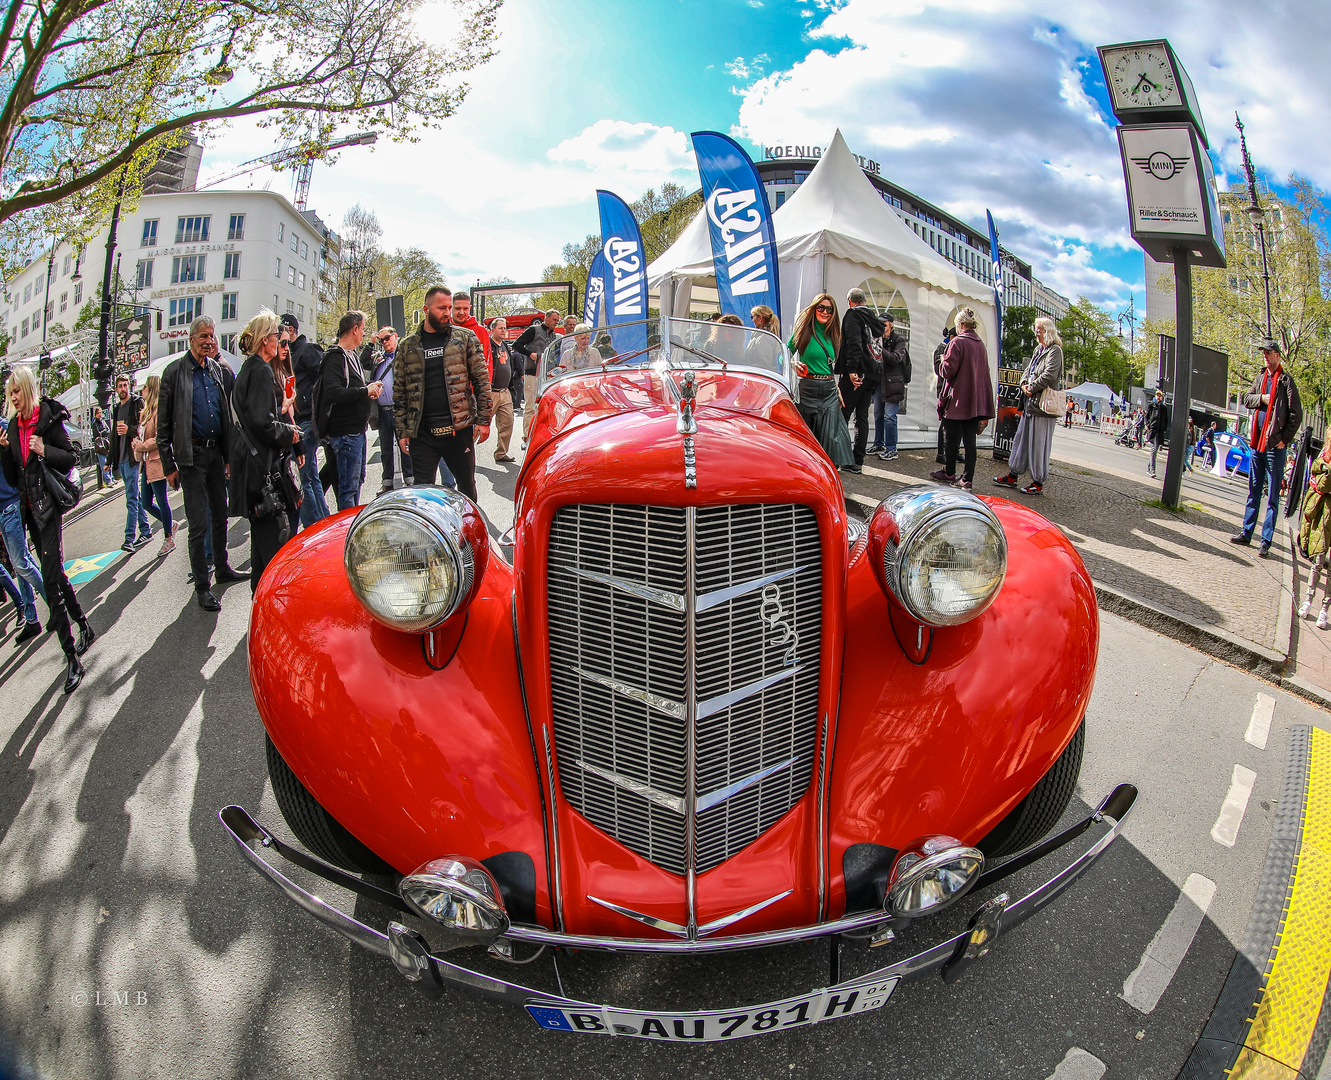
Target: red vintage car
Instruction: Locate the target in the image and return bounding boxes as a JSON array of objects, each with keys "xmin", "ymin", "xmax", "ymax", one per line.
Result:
[{"xmin": 222, "ymin": 317, "xmax": 1136, "ymax": 1043}]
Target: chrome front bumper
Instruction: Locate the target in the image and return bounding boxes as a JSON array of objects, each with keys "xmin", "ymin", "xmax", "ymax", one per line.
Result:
[{"xmin": 219, "ymin": 784, "xmax": 1136, "ymax": 1015}]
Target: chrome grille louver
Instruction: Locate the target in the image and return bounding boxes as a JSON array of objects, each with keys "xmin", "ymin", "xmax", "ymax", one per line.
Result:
[{"xmin": 547, "ymin": 503, "xmax": 822, "ymax": 877}]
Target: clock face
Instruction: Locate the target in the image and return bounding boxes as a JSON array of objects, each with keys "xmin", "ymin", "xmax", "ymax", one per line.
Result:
[{"xmin": 1108, "ymin": 47, "xmax": 1180, "ymax": 109}]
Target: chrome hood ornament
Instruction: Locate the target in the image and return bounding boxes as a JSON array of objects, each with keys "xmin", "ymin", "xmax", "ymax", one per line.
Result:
[{"xmin": 677, "ymin": 370, "xmax": 698, "ymax": 488}]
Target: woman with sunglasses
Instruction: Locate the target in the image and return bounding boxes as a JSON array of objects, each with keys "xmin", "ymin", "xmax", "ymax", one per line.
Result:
[{"xmin": 788, "ymin": 294, "xmax": 854, "ymax": 469}]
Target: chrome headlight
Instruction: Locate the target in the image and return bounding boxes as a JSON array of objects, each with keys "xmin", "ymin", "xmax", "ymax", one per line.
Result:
[
  {"xmin": 399, "ymin": 857, "xmax": 510, "ymax": 947},
  {"xmin": 870, "ymin": 487, "xmax": 1007, "ymax": 627},
  {"xmin": 885, "ymin": 836, "xmax": 984, "ymax": 918},
  {"xmin": 344, "ymin": 488, "xmax": 487, "ymax": 632}
]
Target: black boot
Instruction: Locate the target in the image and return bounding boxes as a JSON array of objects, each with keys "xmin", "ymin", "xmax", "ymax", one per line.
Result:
[
  {"xmin": 14, "ymin": 620, "xmax": 41, "ymax": 646},
  {"xmin": 75, "ymin": 618, "xmax": 96, "ymax": 656},
  {"xmin": 63, "ymin": 653, "xmax": 84, "ymax": 694}
]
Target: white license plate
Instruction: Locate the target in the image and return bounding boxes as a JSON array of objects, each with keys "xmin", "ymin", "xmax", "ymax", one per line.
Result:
[{"xmin": 527, "ymin": 977, "xmax": 899, "ymax": 1042}]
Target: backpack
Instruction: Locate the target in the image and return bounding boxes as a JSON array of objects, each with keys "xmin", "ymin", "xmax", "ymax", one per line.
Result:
[{"xmin": 310, "ymin": 351, "xmax": 347, "ymax": 439}]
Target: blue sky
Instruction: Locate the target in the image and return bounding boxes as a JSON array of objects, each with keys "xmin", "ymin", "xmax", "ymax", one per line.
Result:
[{"xmin": 198, "ymin": 0, "xmax": 1331, "ymax": 323}]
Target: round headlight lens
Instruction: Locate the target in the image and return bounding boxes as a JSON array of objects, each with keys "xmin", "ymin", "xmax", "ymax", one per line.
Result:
[
  {"xmin": 898, "ymin": 510, "xmax": 1006, "ymax": 626},
  {"xmin": 885, "ymin": 836, "xmax": 984, "ymax": 918},
  {"xmin": 345, "ymin": 508, "xmax": 461, "ymax": 631}
]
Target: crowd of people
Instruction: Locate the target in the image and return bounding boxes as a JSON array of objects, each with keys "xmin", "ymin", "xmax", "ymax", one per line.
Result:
[
  {"xmin": 0, "ymin": 286, "xmax": 513, "ymax": 692},
  {"xmin": 785, "ymin": 289, "xmax": 1070, "ymax": 495}
]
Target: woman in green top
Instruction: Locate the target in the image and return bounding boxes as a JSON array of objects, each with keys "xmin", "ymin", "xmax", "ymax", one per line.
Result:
[{"xmin": 788, "ymin": 293, "xmax": 854, "ymax": 468}]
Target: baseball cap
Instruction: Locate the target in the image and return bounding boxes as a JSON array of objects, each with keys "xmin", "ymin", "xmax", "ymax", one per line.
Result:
[
  {"xmin": 280, "ymin": 313, "xmax": 299, "ymax": 332},
  {"xmin": 1256, "ymin": 337, "xmax": 1280, "ymax": 353}
]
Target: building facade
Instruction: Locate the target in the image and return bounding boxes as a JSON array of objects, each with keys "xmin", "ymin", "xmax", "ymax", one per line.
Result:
[
  {"xmin": 3, "ymin": 188, "xmax": 328, "ymax": 365},
  {"xmin": 752, "ymin": 143, "xmax": 1070, "ymax": 320}
]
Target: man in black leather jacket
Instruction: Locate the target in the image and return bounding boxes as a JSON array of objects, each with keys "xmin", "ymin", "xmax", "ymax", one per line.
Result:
[{"xmin": 835, "ymin": 288, "xmax": 884, "ymax": 473}]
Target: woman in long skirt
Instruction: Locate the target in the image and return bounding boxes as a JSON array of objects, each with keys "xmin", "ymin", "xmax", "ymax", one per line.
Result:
[
  {"xmin": 787, "ymin": 293, "xmax": 854, "ymax": 469},
  {"xmin": 995, "ymin": 317, "xmax": 1064, "ymax": 495}
]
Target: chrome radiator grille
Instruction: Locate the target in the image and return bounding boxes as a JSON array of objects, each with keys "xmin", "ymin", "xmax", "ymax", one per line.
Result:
[{"xmin": 547, "ymin": 503, "xmax": 822, "ymax": 876}]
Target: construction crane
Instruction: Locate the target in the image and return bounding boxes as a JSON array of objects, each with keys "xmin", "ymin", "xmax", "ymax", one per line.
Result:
[{"xmin": 197, "ymin": 131, "xmax": 378, "ymax": 208}]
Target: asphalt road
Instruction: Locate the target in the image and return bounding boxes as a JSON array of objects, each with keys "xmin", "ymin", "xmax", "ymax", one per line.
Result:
[{"xmin": 0, "ymin": 434, "xmax": 1326, "ymax": 1080}]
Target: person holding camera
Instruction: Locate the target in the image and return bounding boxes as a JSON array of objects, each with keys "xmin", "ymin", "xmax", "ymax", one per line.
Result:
[{"xmin": 229, "ymin": 311, "xmax": 301, "ymax": 593}]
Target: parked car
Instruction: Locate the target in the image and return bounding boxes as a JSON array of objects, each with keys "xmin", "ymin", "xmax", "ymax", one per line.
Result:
[
  {"xmin": 1197, "ymin": 430, "xmax": 1252, "ymax": 475},
  {"xmin": 65, "ymin": 418, "xmax": 94, "ymax": 470},
  {"xmin": 222, "ymin": 316, "xmax": 1136, "ymax": 1042}
]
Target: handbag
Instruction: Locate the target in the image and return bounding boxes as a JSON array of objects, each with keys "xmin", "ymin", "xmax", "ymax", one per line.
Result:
[
  {"xmin": 41, "ymin": 457, "xmax": 81, "ymax": 513},
  {"xmin": 1036, "ymin": 385, "xmax": 1064, "ymax": 416}
]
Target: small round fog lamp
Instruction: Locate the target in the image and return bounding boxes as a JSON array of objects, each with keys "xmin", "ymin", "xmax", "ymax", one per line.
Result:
[{"xmin": 885, "ymin": 835, "xmax": 984, "ymax": 918}]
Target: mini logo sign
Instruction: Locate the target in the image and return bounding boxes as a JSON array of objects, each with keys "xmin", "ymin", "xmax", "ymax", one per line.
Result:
[
  {"xmin": 705, "ymin": 187, "xmax": 772, "ymax": 297},
  {"xmin": 1131, "ymin": 152, "xmax": 1191, "ymax": 180},
  {"xmin": 603, "ymin": 239, "xmax": 643, "ymax": 316}
]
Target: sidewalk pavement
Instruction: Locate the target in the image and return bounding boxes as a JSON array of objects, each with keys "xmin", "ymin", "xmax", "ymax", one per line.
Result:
[{"xmin": 840, "ymin": 445, "xmax": 1330, "ymax": 711}]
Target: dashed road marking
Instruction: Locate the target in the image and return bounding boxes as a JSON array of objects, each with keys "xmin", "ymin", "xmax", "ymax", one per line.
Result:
[
  {"xmin": 1122, "ymin": 873, "xmax": 1217, "ymax": 1014},
  {"xmin": 1043, "ymin": 1047, "xmax": 1106, "ymax": 1080},
  {"xmin": 1212, "ymin": 764, "xmax": 1258, "ymax": 847},
  {"xmin": 1245, "ymin": 693, "xmax": 1275, "ymax": 750}
]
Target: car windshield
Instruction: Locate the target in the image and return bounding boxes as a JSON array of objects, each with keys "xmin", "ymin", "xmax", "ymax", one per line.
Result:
[{"xmin": 537, "ymin": 316, "xmax": 790, "ymax": 393}]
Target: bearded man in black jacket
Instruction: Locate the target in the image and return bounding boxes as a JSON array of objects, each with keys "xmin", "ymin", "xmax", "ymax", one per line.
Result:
[{"xmin": 835, "ymin": 288, "xmax": 884, "ymax": 473}]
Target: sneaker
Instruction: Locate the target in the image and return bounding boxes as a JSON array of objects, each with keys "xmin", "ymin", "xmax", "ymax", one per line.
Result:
[
  {"xmin": 1020, "ymin": 482, "xmax": 1044, "ymax": 495},
  {"xmin": 993, "ymin": 473, "xmax": 1018, "ymax": 487},
  {"xmin": 132, "ymin": 533, "xmax": 153, "ymax": 550},
  {"xmin": 840, "ymin": 464, "xmax": 863, "ymax": 474},
  {"xmin": 867, "ymin": 443, "xmax": 883, "ymax": 454},
  {"xmin": 1229, "ymin": 534, "xmax": 1252, "ymax": 546},
  {"xmin": 158, "ymin": 537, "xmax": 175, "ymax": 558},
  {"xmin": 929, "ymin": 468, "xmax": 955, "ymax": 484},
  {"xmin": 171, "ymin": 521, "xmax": 180, "ymax": 538},
  {"xmin": 120, "ymin": 539, "xmax": 136, "ymax": 553},
  {"xmin": 1258, "ymin": 542, "xmax": 1271, "ymax": 559},
  {"xmin": 1320, "ymin": 609, "xmax": 1330, "ymax": 631},
  {"xmin": 1300, "ymin": 599, "xmax": 1313, "ymax": 619},
  {"xmin": 954, "ymin": 478, "xmax": 973, "ymax": 490},
  {"xmin": 878, "ymin": 449, "xmax": 898, "ymax": 461}
]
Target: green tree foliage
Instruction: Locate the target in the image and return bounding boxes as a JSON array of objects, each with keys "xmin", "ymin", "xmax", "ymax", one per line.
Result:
[
  {"xmin": 317, "ymin": 205, "xmax": 444, "ymax": 340},
  {"xmin": 1001, "ymin": 305, "xmax": 1037, "ymax": 367},
  {"xmin": 0, "ymin": 0, "xmax": 502, "ymax": 280},
  {"xmin": 535, "ymin": 184, "xmax": 701, "ymax": 316},
  {"xmin": 1058, "ymin": 296, "xmax": 1133, "ymax": 394},
  {"xmin": 1185, "ymin": 180, "xmax": 1331, "ymax": 412}
]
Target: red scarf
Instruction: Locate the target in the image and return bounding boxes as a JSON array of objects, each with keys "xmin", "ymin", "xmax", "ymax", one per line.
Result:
[
  {"xmin": 1250, "ymin": 366, "xmax": 1281, "ymax": 453},
  {"xmin": 16, "ymin": 408, "xmax": 38, "ymax": 465}
]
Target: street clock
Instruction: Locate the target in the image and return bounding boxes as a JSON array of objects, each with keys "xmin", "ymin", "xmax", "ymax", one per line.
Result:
[{"xmin": 1097, "ymin": 40, "xmax": 1209, "ymax": 146}]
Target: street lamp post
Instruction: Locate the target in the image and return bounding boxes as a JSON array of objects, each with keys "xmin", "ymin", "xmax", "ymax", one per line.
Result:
[{"xmin": 1236, "ymin": 114, "xmax": 1274, "ymax": 340}]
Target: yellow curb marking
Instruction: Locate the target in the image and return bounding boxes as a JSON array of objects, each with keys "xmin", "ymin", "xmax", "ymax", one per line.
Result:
[{"xmin": 1232, "ymin": 726, "xmax": 1331, "ymax": 1076}]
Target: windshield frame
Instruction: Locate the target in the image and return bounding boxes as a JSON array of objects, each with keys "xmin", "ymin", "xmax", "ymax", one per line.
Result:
[{"xmin": 534, "ymin": 316, "xmax": 795, "ymax": 398}]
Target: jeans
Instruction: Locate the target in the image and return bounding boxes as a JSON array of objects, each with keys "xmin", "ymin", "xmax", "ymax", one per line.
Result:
[
  {"xmin": 298, "ymin": 421, "xmax": 330, "ymax": 527},
  {"xmin": 141, "ymin": 470, "xmax": 173, "ymax": 536},
  {"xmin": 118, "ymin": 461, "xmax": 151, "ymax": 542},
  {"xmin": 179, "ymin": 444, "xmax": 231, "ymax": 590},
  {"xmin": 1149, "ymin": 436, "xmax": 1164, "ymax": 475},
  {"xmin": 882, "ymin": 400, "xmax": 900, "ymax": 453},
  {"xmin": 1242, "ymin": 445, "xmax": 1287, "ymax": 546},
  {"xmin": 97, "ymin": 454, "xmax": 111, "ymax": 486},
  {"xmin": 330, "ymin": 432, "xmax": 366, "ymax": 511},
  {"xmin": 0, "ymin": 500, "xmax": 43, "ymax": 622}
]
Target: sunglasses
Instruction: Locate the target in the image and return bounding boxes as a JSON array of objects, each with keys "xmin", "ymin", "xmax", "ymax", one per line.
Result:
[{"xmin": 815, "ymin": 304, "xmax": 834, "ymax": 314}]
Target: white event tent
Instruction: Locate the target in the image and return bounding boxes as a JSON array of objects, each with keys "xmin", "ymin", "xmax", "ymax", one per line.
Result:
[{"xmin": 649, "ymin": 130, "xmax": 998, "ymax": 448}]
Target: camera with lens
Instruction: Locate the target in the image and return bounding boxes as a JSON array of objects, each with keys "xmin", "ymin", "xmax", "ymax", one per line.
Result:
[{"xmin": 255, "ymin": 474, "xmax": 286, "ymax": 519}]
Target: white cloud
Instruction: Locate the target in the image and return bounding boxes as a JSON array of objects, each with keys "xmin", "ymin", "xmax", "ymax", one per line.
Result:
[{"xmin": 734, "ymin": 0, "xmax": 1331, "ymax": 303}]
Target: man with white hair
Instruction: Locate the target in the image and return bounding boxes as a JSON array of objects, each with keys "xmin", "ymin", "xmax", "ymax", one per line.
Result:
[{"xmin": 158, "ymin": 315, "xmax": 247, "ymax": 611}]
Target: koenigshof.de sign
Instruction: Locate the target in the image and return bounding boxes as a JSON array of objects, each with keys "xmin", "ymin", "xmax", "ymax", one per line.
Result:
[{"xmin": 762, "ymin": 144, "xmax": 880, "ymax": 174}]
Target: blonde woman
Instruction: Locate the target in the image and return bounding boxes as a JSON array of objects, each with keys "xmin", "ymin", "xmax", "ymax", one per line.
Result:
[
  {"xmin": 994, "ymin": 316, "xmax": 1064, "ymax": 495},
  {"xmin": 132, "ymin": 375, "xmax": 177, "ymax": 555},
  {"xmin": 229, "ymin": 311, "xmax": 301, "ymax": 592},
  {"xmin": 0, "ymin": 366, "xmax": 92, "ymax": 692},
  {"xmin": 745, "ymin": 304, "xmax": 783, "ymax": 371}
]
